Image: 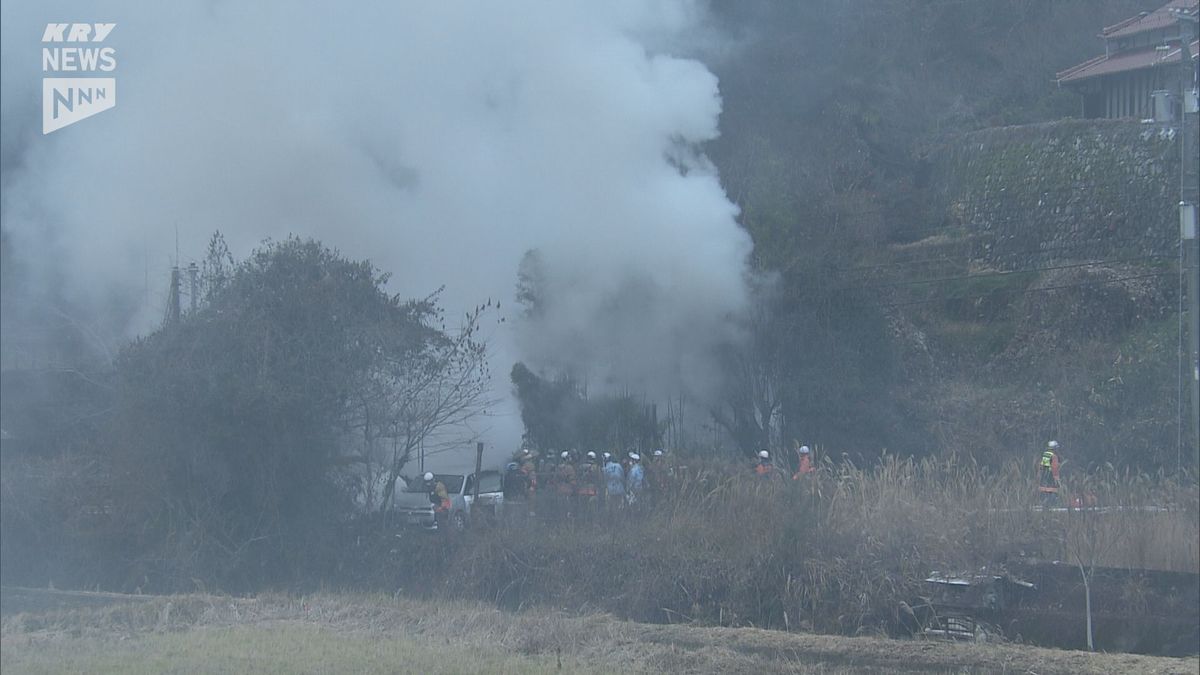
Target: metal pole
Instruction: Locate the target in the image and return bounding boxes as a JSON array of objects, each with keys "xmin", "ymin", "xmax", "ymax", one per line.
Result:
[
  {"xmin": 1177, "ymin": 14, "xmax": 1200, "ymax": 465},
  {"xmin": 187, "ymin": 261, "xmax": 199, "ymax": 314},
  {"xmin": 473, "ymin": 441, "xmax": 484, "ymax": 503},
  {"xmin": 472, "ymin": 441, "xmax": 484, "ymax": 525},
  {"xmin": 1183, "ymin": 200, "xmax": 1199, "ymax": 466},
  {"xmin": 167, "ymin": 267, "xmax": 180, "ymax": 326}
]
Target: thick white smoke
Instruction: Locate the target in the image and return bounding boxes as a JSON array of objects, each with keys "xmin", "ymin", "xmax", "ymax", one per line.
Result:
[{"xmin": 0, "ymin": 1, "xmax": 751, "ymax": 456}]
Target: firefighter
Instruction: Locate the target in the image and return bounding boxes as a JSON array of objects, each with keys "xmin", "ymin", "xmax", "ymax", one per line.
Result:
[
  {"xmin": 424, "ymin": 472, "xmax": 452, "ymax": 530},
  {"xmin": 1037, "ymin": 440, "xmax": 1062, "ymax": 508},
  {"xmin": 556, "ymin": 450, "xmax": 577, "ymax": 518},
  {"xmin": 792, "ymin": 445, "xmax": 815, "ymax": 479},
  {"xmin": 575, "ymin": 451, "xmax": 601, "ymax": 517},
  {"xmin": 626, "ymin": 452, "xmax": 645, "ymax": 505},
  {"xmin": 539, "ymin": 451, "xmax": 558, "ymax": 513},
  {"xmin": 603, "ymin": 451, "xmax": 625, "ymax": 510},
  {"xmin": 502, "ymin": 461, "xmax": 528, "ymax": 521},
  {"xmin": 646, "ymin": 449, "xmax": 669, "ymax": 503},
  {"xmin": 754, "ymin": 449, "xmax": 776, "ymax": 478},
  {"xmin": 519, "ymin": 451, "xmax": 538, "ymax": 516},
  {"xmin": 502, "ymin": 461, "xmax": 524, "ymax": 500}
]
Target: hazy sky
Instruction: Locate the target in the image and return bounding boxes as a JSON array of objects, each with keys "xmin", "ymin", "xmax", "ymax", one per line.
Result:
[{"xmin": 1, "ymin": 1, "xmax": 752, "ymax": 469}]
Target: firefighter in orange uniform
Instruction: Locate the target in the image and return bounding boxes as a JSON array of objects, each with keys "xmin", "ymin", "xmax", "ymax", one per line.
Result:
[
  {"xmin": 425, "ymin": 471, "xmax": 452, "ymax": 530},
  {"xmin": 792, "ymin": 445, "xmax": 815, "ymax": 479}
]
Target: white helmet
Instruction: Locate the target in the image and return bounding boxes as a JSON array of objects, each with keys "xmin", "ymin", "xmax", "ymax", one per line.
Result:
[
  {"xmin": 799, "ymin": 446, "xmax": 811, "ymax": 455},
  {"xmin": 561, "ymin": 451, "xmax": 570, "ymax": 460},
  {"xmin": 629, "ymin": 452, "xmax": 641, "ymax": 461},
  {"xmin": 1048, "ymin": 440, "xmax": 1059, "ymax": 450},
  {"xmin": 653, "ymin": 449, "xmax": 663, "ymax": 457},
  {"xmin": 758, "ymin": 450, "xmax": 769, "ymax": 459},
  {"xmin": 586, "ymin": 451, "xmax": 596, "ymax": 460},
  {"xmin": 602, "ymin": 452, "xmax": 611, "ymax": 460},
  {"xmin": 423, "ymin": 472, "xmax": 434, "ymax": 481}
]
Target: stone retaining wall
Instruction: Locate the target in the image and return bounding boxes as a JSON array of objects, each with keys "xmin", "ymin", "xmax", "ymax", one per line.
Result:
[{"xmin": 929, "ymin": 118, "xmax": 1181, "ymax": 269}]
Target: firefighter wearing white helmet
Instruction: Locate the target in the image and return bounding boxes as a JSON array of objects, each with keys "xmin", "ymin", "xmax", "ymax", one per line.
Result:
[
  {"xmin": 626, "ymin": 452, "xmax": 645, "ymax": 504},
  {"xmin": 603, "ymin": 451, "xmax": 625, "ymax": 507},
  {"xmin": 1038, "ymin": 440, "xmax": 1062, "ymax": 508},
  {"xmin": 424, "ymin": 472, "xmax": 450, "ymax": 529},
  {"xmin": 755, "ymin": 449, "xmax": 775, "ymax": 478},
  {"xmin": 576, "ymin": 451, "xmax": 600, "ymax": 512},
  {"xmin": 555, "ymin": 450, "xmax": 577, "ymax": 514},
  {"xmin": 793, "ymin": 444, "xmax": 815, "ymax": 479}
]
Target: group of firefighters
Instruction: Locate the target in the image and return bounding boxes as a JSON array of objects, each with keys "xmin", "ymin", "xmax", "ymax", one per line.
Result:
[
  {"xmin": 751, "ymin": 440, "xmax": 817, "ymax": 480},
  {"xmin": 753, "ymin": 438, "xmax": 1069, "ymax": 508},
  {"xmin": 500, "ymin": 447, "xmax": 673, "ymax": 518},
  {"xmin": 422, "ymin": 437, "xmax": 1070, "ymax": 525}
]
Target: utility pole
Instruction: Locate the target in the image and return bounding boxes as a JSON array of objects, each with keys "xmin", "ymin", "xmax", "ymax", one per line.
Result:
[
  {"xmin": 473, "ymin": 441, "xmax": 484, "ymax": 503},
  {"xmin": 166, "ymin": 266, "xmax": 181, "ymax": 326},
  {"xmin": 1173, "ymin": 6, "xmax": 1199, "ymax": 465},
  {"xmin": 187, "ymin": 261, "xmax": 199, "ymax": 314}
]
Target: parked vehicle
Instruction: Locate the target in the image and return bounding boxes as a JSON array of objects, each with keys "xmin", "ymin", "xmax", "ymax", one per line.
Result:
[{"xmin": 391, "ymin": 470, "xmax": 504, "ymax": 532}]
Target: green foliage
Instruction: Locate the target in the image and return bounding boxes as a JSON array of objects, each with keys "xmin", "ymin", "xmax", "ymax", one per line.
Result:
[{"xmin": 105, "ymin": 236, "xmax": 459, "ymax": 590}]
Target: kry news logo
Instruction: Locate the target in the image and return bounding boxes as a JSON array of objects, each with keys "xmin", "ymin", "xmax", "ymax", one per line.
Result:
[{"xmin": 42, "ymin": 22, "xmax": 117, "ymax": 134}]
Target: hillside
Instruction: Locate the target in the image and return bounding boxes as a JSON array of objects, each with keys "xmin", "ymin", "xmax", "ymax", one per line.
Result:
[{"xmin": 698, "ymin": 0, "xmax": 1189, "ymax": 467}]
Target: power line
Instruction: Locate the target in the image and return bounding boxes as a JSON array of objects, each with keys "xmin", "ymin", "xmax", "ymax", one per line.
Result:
[
  {"xmin": 831, "ymin": 236, "xmax": 1171, "ymax": 275},
  {"xmin": 881, "ymin": 270, "xmax": 1175, "ymax": 309}
]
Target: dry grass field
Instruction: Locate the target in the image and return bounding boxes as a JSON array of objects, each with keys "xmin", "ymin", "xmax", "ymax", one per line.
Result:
[{"xmin": 2, "ymin": 588, "xmax": 1197, "ymax": 674}]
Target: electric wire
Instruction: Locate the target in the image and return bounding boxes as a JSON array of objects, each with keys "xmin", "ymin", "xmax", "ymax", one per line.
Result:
[{"xmin": 880, "ymin": 271, "xmax": 1175, "ymax": 309}]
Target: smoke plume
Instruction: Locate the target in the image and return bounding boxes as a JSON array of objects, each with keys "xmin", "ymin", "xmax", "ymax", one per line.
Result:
[{"xmin": 0, "ymin": 1, "xmax": 751, "ymax": 451}]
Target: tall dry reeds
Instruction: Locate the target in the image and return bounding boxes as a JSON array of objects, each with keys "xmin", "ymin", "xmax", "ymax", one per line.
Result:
[{"xmin": 366, "ymin": 454, "xmax": 1196, "ymax": 637}]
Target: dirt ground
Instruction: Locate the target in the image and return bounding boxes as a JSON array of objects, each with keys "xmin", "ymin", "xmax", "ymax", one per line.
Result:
[{"xmin": 2, "ymin": 587, "xmax": 1197, "ymax": 674}]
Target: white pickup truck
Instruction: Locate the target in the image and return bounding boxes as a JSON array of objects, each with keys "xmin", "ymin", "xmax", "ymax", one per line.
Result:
[{"xmin": 391, "ymin": 470, "xmax": 504, "ymax": 532}]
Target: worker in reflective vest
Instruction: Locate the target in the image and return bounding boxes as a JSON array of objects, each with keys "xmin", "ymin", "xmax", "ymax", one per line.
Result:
[{"xmin": 1037, "ymin": 441, "xmax": 1061, "ymax": 508}]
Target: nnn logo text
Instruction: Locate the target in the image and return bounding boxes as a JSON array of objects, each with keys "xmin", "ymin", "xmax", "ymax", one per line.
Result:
[{"xmin": 42, "ymin": 23, "xmax": 117, "ymax": 134}]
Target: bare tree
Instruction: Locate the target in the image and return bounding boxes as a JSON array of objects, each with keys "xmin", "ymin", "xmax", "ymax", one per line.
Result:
[
  {"xmin": 1061, "ymin": 474, "xmax": 1120, "ymax": 652},
  {"xmin": 712, "ymin": 276, "xmax": 784, "ymax": 455},
  {"xmin": 373, "ymin": 299, "xmax": 498, "ymax": 511}
]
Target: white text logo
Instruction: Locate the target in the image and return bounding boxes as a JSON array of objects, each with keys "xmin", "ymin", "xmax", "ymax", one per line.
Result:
[{"xmin": 42, "ymin": 23, "xmax": 117, "ymax": 134}]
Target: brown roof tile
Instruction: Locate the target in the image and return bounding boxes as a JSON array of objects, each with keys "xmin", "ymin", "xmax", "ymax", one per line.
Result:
[
  {"xmin": 1102, "ymin": 0, "xmax": 1197, "ymax": 39},
  {"xmin": 1057, "ymin": 39, "xmax": 1199, "ymax": 83}
]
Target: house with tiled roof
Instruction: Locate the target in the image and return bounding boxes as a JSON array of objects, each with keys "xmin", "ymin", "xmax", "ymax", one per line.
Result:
[{"xmin": 1057, "ymin": 0, "xmax": 1198, "ymax": 119}]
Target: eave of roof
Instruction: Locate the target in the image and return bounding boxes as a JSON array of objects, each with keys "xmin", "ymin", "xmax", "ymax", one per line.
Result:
[
  {"xmin": 1102, "ymin": 0, "xmax": 1197, "ymax": 39},
  {"xmin": 1057, "ymin": 39, "xmax": 1198, "ymax": 83}
]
